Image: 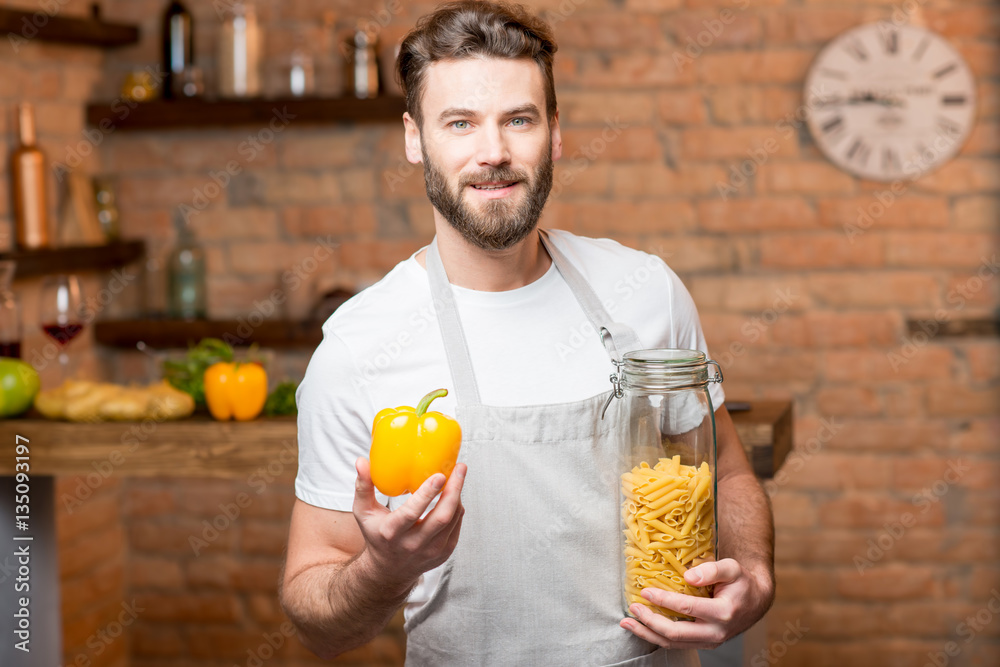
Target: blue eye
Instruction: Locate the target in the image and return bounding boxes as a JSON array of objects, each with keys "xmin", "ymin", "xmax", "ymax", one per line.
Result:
[
  {"xmin": 511, "ymin": 118, "xmax": 526, "ymax": 126},
  {"xmin": 452, "ymin": 120, "xmax": 469, "ymax": 129}
]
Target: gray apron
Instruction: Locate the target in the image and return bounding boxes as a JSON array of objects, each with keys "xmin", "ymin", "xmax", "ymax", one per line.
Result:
[{"xmin": 404, "ymin": 229, "xmax": 699, "ymax": 667}]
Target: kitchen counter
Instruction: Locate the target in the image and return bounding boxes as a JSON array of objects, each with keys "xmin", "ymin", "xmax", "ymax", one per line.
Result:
[{"xmin": 0, "ymin": 401, "xmax": 792, "ymax": 478}]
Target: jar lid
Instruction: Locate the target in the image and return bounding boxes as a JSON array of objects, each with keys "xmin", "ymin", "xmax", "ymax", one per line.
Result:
[{"xmin": 620, "ymin": 348, "xmax": 722, "ymax": 391}]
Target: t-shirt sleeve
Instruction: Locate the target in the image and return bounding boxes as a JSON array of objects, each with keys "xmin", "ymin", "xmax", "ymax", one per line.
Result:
[
  {"xmin": 295, "ymin": 330, "xmax": 389, "ymax": 511},
  {"xmin": 657, "ymin": 257, "xmax": 726, "ymax": 410}
]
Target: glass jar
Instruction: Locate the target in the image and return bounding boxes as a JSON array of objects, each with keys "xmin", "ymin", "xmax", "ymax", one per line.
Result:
[{"xmin": 611, "ymin": 349, "xmax": 723, "ymax": 621}]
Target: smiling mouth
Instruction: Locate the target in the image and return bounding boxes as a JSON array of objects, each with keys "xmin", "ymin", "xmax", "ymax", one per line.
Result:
[{"xmin": 470, "ymin": 181, "xmax": 517, "ymax": 191}]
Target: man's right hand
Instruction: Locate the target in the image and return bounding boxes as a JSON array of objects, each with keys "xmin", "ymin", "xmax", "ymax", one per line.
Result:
[{"xmin": 352, "ymin": 456, "xmax": 467, "ymax": 587}]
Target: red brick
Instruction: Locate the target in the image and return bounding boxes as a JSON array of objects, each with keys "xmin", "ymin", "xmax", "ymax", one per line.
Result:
[
  {"xmin": 573, "ymin": 52, "xmax": 697, "ymax": 88},
  {"xmin": 192, "ymin": 207, "xmax": 279, "ymax": 242},
  {"xmin": 241, "ymin": 489, "xmax": 295, "ymax": 519},
  {"xmin": 681, "ymin": 126, "xmax": 798, "ymax": 160},
  {"xmin": 892, "ymin": 456, "xmax": 981, "ymax": 493},
  {"xmin": 950, "ymin": 418, "xmax": 999, "ymax": 453},
  {"xmin": 185, "ymin": 555, "xmax": 237, "ymax": 589},
  {"xmin": 555, "ymin": 12, "xmax": 663, "ymax": 50},
  {"xmin": 885, "ymin": 232, "xmax": 999, "ymax": 268},
  {"xmin": 825, "ymin": 347, "xmax": 954, "ymax": 383},
  {"xmin": 782, "ymin": 311, "xmax": 902, "ymax": 347},
  {"xmin": 925, "ymin": 7, "xmax": 1000, "ymax": 38},
  {"xmin": 279, "ymin": 130, "xmax": 367, "ymax": 169},
  {"xmin": 927, "ymin": 383, "xmax": 1000, "ymax": 418},
  {"xmin": 668, "ymin": 11, "xmax": 761, "ymax": 47},
  {"xmin": 61, "ymin": 561, "xmax": 124, "ymax": 619},
  {"xmin": 807, "ymin": 272, "xmax": 941, "ymax": 309},
  {"xmin": 133, "ymin": 593, "xmax": 241, "ymax": 623},
  {"xmin": 132, "ymin": 623, "xmax": 183, "ymax": 657},
  {"xmin": 838, "ymin": 565, "xmax": 937, "ymax": 600},
  {"xmin": 916, "ymin": 158, "xmax": 1000, "ymax": 194},
  {"xmin": 689, "ymin": 275, "xmax": 808, "ymax": 311},
  {"xmin": 960, "ymin": 490, "xmax": 1000, "ymax": 527},
  {"xmin": 772, "ymin": 493, "xmax": 817, "ymax": 528},
  {"xmin": 127, "ymin": 553, "xmax": 184, "ymax": 591},
  {"xmin": 261, "ymin": 171, "xmax": 342, "ymax": 204},
  {"xmin": 962, "ymin": 342, "xmax": 1000, "ymax": 382},
  {"xmin": 57, "ymin": 487, "xmax": 121, "ymax": 544},
  {"xmin": 757, "ymin": 161, "xmax": 856, "ymax": 195},
  {"xmin": 774, "ymin": 529, "xmax": 869, "ymax": 565},
  {"xmin": 959, "ymin": 41, "xmax": 1000, "ymax": 77},
  {"xmin": 610, "ymin": 162, "xmax": 728, "ymax": 198},
  {"xmin": 773, "ymin": 566, "xmax": 837, "ymax": 600},
  {"xmin": 655, "ymin": 90, "xmax": 707, "ymax": 125},
  {"xmin": 981, "ymin": 81, "xmax": 1000, "ymax": 119},
  {"xmin": 952, "ymin": 196, "xmax": 1000, "ymax": 231},
  {"xmin": 818, "ymin": 196, "xmax": 950, "ymax": 230},
  {"xmin": 241, "ymin": 520, "xmax": 290, "ymax": 556},
  {"xmin": 819, "ymin": 493, "xmax": 944, "ymax": 529},
  {"xmin": 129, "ymin": 519, "xmax": 235, "ymax": 555},
  {"xmin": 61, "ymin": 523, "xmax": 125, "ymax": 579},
  {"xmin": 122, "ymin": 485, "xmax": 175, "ymax": 519},
  {"xmin": 789, "ymin": 8, "xmax": 867, "ymax": 43},
  {"xmin": 698, "ymin": 197, "xmax": 817, "ymax": 231},
  {"xmin": 561, "ymin": 126, "xmax": 662, "ymax": 162},
  {"xmin": 760, "ymin": 232, "xmax": 883, "ymax": 269},
  {"xmin": 233, "ymin": 560, "xmax": 283, "ymax": 591},
  {"xmin": 816, "ymin": 385, "xmax": 881, "ymax": 417},
  {"xmin": 558, "ymin": 91, "xmax": 655, "ymax": 126},
  {"xmin": 697, "ymin": 49, "xmax": 813, "ymax": 84}
]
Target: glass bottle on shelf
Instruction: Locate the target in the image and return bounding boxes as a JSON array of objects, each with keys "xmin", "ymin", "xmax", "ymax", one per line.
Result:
[
  {"xmin": 92, "ymin": 177, "xmax": 120, "ymax": 241},
  {"xmin": 218, "ymin": 0, "xmax": 262, "ymax": 98},
  {"xmin": 166, "ymin": 209, "xmax": 207, "ymax": 320},
  {"xmin": 344, "ymin": 25, "xmax": 379, "ymax": 99},
  {"xmin": 161, "ymin": 0, "xmax": 194, "ymax": 99},
  {"xmin": 607, "ymin": 348, "xmax": 723, "ymax": 622},
  {"xmin": 0, "ymin": 261, "xmax": 22, "ymax": 358},
  {"xmin": 11, "ymin": 103, "xmax": 49, "ymax": 249}
]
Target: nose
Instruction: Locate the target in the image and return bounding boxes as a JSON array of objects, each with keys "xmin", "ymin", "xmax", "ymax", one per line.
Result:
[{"xmin": 475, "ymin": 123, "xmax": 511, "ymax": 167}]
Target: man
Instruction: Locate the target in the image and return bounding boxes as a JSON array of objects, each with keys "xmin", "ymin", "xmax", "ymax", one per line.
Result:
[{"xmin": 280, "ymin": 2, "xmax": 775, "ymax": 664}]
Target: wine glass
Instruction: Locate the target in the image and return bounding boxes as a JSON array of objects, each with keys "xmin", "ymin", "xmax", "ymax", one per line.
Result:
[{"xmin": 39, "ymin": 274, "xmax": 85, "ymax": 382}]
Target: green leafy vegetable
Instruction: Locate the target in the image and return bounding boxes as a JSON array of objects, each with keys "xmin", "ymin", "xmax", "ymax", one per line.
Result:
[
  {"xmin": 264, "ymin": 381, "xmax": 298, "ymax": 416},
  {"xmin": 162, "ymin": 338, "xmax": 234, "ymax": 408}
]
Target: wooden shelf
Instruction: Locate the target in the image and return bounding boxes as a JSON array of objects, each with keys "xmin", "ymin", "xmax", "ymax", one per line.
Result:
[
  {"xmin": 94, "ymin": 317, "xmax": 323, "ymax": 349},
  {"xmin": 0, "ymin": 7, "xmax": 138, "ymax": 48},
  {"xmin": 0, "ymin": 402, "xmax": 790, "ymax": 479},
  {"xmin": 906, "ymin": 317, "xmax": 999, "ymax": 338},
  {"xmin": 86, "ymin": 96, "xmax": 407, "ymax": 131},
  {"xmin": 1, "ymin": 240, "xmax": 145, "ymax": 280}
]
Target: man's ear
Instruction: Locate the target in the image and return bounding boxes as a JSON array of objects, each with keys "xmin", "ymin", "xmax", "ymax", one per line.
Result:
[
  {"xmin": 403, "ymin": 112, "xmax": 423, "ymax": 164},
  {"xmin": 550, "ymin": 109, "xmax": 562, "ymax": 161}
]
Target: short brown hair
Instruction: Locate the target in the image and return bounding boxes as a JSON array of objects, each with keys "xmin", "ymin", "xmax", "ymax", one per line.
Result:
[{"xmin": 396, "ymin": 0, "xmax": 558, "ymax": 127}]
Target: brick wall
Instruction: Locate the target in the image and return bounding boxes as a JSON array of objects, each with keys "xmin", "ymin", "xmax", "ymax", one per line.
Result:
[{"xmin": 1, "ymin": 0, "xmax": 998, "ymax": 664}]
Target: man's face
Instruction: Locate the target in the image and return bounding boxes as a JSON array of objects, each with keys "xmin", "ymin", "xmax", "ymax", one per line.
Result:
[{"xmin": 404, "ymin": 57, "xmax": 562, "ymax": 251}]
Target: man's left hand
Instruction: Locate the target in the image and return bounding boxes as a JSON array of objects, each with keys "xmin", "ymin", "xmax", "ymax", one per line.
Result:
[{"xmin": 619, "ymin": 558, "xmax": 775, "ymax": 650}]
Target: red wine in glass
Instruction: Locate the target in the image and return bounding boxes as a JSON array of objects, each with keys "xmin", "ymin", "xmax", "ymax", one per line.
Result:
[{"xmin": 42, "ymin": 322, "xmax": 84, "ymax": 346}]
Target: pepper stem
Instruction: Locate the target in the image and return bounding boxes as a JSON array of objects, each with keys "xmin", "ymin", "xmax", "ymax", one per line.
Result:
[{"xmin": 415, "ymin": 388, "xmax": 448, "ymax": 417}]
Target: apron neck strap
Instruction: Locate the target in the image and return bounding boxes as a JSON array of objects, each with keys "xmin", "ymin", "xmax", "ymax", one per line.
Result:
[{"xmin": 425, "ymin": 229, "xmax": 644, "ymax": 406}]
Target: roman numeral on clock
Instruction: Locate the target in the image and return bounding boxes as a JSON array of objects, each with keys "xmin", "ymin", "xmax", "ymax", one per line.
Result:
[
  {"xmin": 845, "ymin": 137, "xmax": 871, "ymax": 166},
  {"xmin": 936, "ymin": 116, "xmax": 963, "ymax": 138},
  {"xmin": 844, "ymin": 39, "xmax": 868, "ymax": 62},
  {"xmin": 882, "ymin": 147, "xmax": 901, "ymax": 174},
  {"xmin": 941, "ymin": 95, "xmax": 967, "ymax": 106},
  {"xmin": 933, "ymin": 62, "xmax": 958, "ymax": 80},
  {"xmin": 881, "ymin": 29, "xmax": 898, "ymax": 54}
]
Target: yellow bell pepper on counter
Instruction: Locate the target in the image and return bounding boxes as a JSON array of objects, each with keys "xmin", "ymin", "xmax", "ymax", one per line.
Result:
[
  {"xmin": 369, "ymin": 388, "xmax": 462, "ymax": 497},
  {"xmin": 204, "ymin": 361, "xmax": 268, "ymax": 421}
]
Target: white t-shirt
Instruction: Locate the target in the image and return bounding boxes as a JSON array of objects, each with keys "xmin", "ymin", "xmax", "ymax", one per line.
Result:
[{"xmin": 295, "ymin": 229, "xmax": 724, "ymax": 621}]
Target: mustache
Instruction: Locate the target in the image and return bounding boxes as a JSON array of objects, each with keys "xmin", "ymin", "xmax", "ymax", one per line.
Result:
[{"xmin": 458, "ymin": 167, "xmax": 528, "ymax": 188}]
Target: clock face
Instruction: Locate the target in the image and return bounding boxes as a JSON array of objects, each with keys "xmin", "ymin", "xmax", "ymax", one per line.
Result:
[{"xmin": 804, "ymin": 23, "xmax": 976, "ymax": 182}]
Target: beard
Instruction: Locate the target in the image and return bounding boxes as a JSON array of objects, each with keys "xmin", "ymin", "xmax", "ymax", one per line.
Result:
[{"xmin": 422, "ymin": 142, "xmax": 554, "ymax": 251}]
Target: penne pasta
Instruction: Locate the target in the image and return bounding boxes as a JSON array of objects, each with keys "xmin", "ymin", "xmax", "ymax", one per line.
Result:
[{"xmin": 621, "ymin": 456, "xmax": 716, "ymax": 621}]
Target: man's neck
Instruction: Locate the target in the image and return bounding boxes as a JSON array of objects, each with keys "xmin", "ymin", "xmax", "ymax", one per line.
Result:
[{"xmin": 415, "ymin": 219, "xmax": 552, "ymax": 292}]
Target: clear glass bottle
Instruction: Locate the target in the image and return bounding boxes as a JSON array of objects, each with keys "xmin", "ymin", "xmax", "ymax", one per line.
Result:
[
  {"xmin": 344, "ymin": 26, "xmax": 379, "ymax": 99},
  {"xmin": 611, "ymin": 349, "xmax": 723, "ymax": 621},
  {"xmin": 0, "ymin": 260, "xmax": 21, "ymax": 358},
  {"xmin": 218, "ymin": 0, "xmax": 261, "ymax": 98},
  {"xmin": 166, "ymin": 210, "xmax": 207, "ymax": 320}
]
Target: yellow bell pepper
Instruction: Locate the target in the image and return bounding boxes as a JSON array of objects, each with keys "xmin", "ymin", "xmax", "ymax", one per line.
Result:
[
  {"xmin": 369, "ymin": 388, "xmax": 462, "ymax": 497},
  {"xmin": 203, "ymin": 361, "xmax": 268, "ymax": 421}
]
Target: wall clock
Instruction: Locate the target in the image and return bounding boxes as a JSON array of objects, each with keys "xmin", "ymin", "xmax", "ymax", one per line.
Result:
[{"xmin": 803, "ymin": 22, "xmax": 976, "ymax": 182}]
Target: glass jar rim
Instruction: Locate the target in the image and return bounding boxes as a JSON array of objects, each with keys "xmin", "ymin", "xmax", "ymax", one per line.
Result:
[{"xmin": 622, "ymin": 348, "xmax": 707, "ymax": 368}]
